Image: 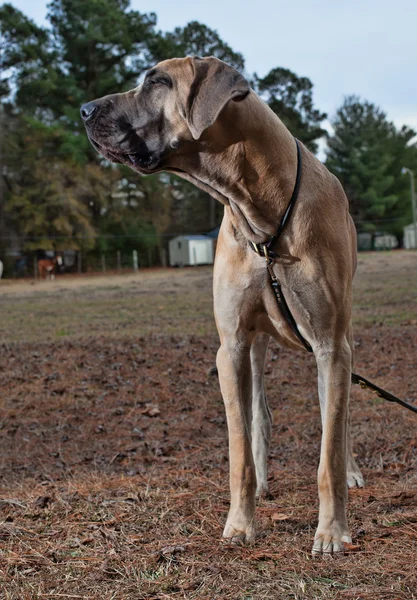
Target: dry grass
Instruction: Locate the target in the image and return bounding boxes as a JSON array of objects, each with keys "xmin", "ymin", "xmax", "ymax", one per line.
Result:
[{"xmin": 0, "ymin": 251, "xmax": 416, "ymax": 599}]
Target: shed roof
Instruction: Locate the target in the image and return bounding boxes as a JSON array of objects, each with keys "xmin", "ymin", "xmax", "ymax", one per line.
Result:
[
  {"xmin": 170, "ymin": 235, "xmax": 211, "ymax": 242},
  {"xmin": 205, "ymin": 227, "xmax": 220, "ymax": 239}
]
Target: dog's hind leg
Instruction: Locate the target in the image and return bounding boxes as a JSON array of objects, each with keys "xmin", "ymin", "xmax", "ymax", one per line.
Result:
[
  {"xmin": 346, "ymin": 323, "xmax": 365, "ymax": 488},
  {"xmin": 250, "ymin": 333, "xmax": 272, "ymax": 499},
  {"xmin": 313, "ymin": 339, "xmax": 352, "ymax": 555},
  {"xmin": 346, "ymin": 418, "xmax": 364, "ymax": 488}
]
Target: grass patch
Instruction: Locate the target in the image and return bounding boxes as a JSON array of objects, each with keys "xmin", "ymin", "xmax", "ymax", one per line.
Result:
[{"xmin": 0, "ymin": 253, "xmax": 416, "ymax": 598}]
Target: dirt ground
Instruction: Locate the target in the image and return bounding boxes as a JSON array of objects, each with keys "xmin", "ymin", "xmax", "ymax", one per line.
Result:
[{"xmin": 0, "ymin": 251, "xmax": 416, "ymax": 599}]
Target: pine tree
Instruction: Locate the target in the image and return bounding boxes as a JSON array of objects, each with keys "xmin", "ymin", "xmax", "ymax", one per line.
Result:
[
  {"xmin": 255, "ymin": 68, "xmax": 327, "ymax": 153},
  {"xmin": 325, "ymin": 96, "xmax": 417, "ymax": 237}
]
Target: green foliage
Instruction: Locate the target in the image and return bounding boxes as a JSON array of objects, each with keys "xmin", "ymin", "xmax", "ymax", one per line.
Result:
[
  {"xmin": 255, "ymin": 67, "xmax": 327, "ymax": 153},
  {"xmin": 0, "ymin": 3, "xmax": 50, "ymax": 100},
  {"xmin": 148, "ymin": 21, "xmax": 245, "ymax": 70},
  {"xmin": 0, "ymin": 0, "xmax": 164, "ymax": 257},
  {"xmin": 326, "ymin": 96, "xmax": 417, "ymax": 238},
  {"xmin": 46, "ymin": 0, "xmax": 157, "ymax": 108},
  {"xmin": 100, "ymin": 168, "xmax": 173, "ymax": 244},
  {"xmin": 3, "ymin": 0, "xmax": 413, "ymax": 262},
  {"xmin": 3, "ymin": 113, "xmax": 98, "ymax": 250},
  {"xmin": 382, "ymin": 126, "xmax": 417, "ymax": 238},
  {"xmin": 166, "ymin": 175, "xmax": 220, "ymax": 236}
]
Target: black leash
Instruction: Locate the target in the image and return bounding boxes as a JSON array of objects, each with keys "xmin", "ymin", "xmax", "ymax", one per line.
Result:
[
  {"xmin": 249, "ymin": 138, "xmax": 417, "ymax": 415},
  {"xmin": 351, "ymin": 372, "xmax": 417, "ymax": 414}
]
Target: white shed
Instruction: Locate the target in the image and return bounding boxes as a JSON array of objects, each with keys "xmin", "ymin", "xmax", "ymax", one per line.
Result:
[
  {"xmin": 404, "ymin": 222, "xmax": 417, "ymax": 249},
  {"xmin": 169, "ymin": 235, "xmax": 214, "ymax": 267}
]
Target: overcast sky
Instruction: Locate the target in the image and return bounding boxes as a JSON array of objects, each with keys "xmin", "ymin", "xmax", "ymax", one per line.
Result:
[{"xmin": 8, "ymin": 0, "xmax": 417, "ymax": 136}]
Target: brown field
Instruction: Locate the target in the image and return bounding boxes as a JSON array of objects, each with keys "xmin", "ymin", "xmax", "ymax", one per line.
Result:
[{"xmin": 0, "ymin": 251, "xmax": 416, "ymax": 599}]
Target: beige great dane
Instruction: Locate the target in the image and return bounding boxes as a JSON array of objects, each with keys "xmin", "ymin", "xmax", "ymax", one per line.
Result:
[{"xmin": 81, "ymin": 56, "xmax": 365, "ymax": 555}]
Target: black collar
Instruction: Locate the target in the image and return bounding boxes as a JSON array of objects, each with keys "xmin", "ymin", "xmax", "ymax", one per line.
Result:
[{"xmin": 249, "ymin": 138, "xmax": 302, "ymax": 259}]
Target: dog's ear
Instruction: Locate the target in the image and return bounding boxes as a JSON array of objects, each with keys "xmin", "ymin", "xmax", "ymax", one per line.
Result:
[{"xmin": 186, "ymin": 56, "xmax": 250, "ymax": 140}]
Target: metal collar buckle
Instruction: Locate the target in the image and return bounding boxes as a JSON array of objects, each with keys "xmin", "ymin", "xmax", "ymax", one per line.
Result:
[
  {"xmin": 250, "ymin": 241, "xmax": 262, "ymax": 256},
  {"xmin": 250, "ymin": 241, "xmax": 273, "ymax": 261}
]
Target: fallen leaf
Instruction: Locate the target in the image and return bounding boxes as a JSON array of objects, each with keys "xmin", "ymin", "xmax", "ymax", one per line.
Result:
[
  {"xmin": 271, "ymin": 512, "xmax": 290, "ymax": 521},
  {"xmin": 161, "ymin": 545, "xmax": 185, "ymax": 556},
  {"xmin": 343, "ymin": 542, "xmax": 362, "ymax": 552},
  {"xmin": 142, "ymin": 403, "xmax": 160, "ymax": 417}
]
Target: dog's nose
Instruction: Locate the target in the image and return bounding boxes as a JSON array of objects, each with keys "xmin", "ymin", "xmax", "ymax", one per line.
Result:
[{"xmin": 80, "ymin": 101, "xmax": 99, "ymax": 121}]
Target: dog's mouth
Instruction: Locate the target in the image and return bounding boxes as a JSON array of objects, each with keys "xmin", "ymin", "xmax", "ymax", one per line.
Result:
[
  {"xmin": 125, "ymin": 152, "xmax": 159, "ymax": 170},
  {"xmin": 87, "ymin": 134, "xmax": 161, "ymax": 173}
]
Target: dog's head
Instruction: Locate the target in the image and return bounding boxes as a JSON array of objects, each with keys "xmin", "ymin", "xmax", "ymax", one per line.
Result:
[{"xmin": 81, "ymin": 56, "xmax": 250, "ymax": 173}]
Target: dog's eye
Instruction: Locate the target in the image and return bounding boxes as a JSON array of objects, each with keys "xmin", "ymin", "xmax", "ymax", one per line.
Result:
[{"xmin": 145, "ymin": 75, "xmax": 171, "ymax": 88}]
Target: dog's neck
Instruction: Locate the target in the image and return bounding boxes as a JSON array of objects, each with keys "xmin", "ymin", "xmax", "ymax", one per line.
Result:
[{"xmin": 167, "ymin": 92, "xmax": 299, "ymax": 244}]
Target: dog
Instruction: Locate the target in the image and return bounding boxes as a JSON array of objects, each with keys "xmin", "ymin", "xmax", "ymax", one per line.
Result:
[
  {"xmin": 38, "ymin": 255, "xmax": 63, "ymax": 280},
  {"xmin": 81, "ymin": 56, "xmax": 365, "ymax": 555}
]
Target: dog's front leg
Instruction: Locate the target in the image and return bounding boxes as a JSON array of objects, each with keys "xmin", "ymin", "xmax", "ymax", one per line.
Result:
[
  {"xmin": 217, "ymin": 333, "xmax": 257, "ymax": 544},
  {"xmin": 313, "ymin": 339, "xmax": 352, "ymax": 555}
]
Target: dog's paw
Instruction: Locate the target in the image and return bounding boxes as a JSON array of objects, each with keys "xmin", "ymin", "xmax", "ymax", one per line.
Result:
[
  {"xmin": 256, "ymin": 484, "xmax": 273, "ymax": 501},
  {"xmin": 223, "ymin": 514, "xmax": 256, "ymax": 545},
  {"xmin": 347, "ymin": 456, "xmax": 365, "ymax": 488},
  {"xmin": 347, "ymin": 470, "xmax": 365, "ymax": 488},
  {"xmin": 312, "ymin": 528, "xmax": 351, "ymax": 556}
]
